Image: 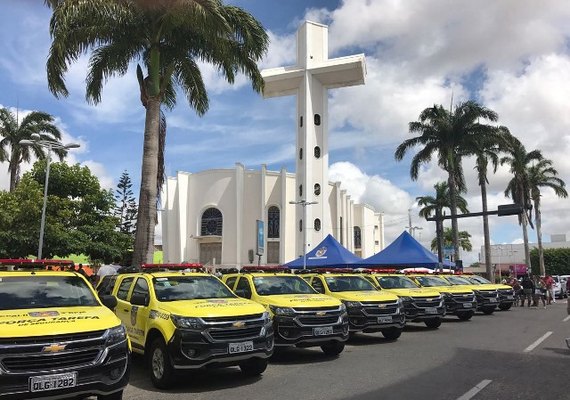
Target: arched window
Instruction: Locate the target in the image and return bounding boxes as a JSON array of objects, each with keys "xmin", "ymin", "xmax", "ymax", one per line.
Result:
[
  {"xmin": 299, "ymin": 148, "xmax": 303, "ymax": 160},
  {"xmin": 268, "ymin": 206, "xmax": 280, "ymax": 238},
  {"xmin": 354, "ymin": 226, "xmax": 362, "ymax": 249},
  {"xmin": 314, "ymin": 183, "xmax": 321, "ymax": 196},
  {"xmin": 314, "ymin": 114, "xmax": 321, "ymax": 126},
  {"xmin": 299, "ymin": 219, "xmax": 303, "ymax": 232},
  {"xmin": 299, "ymin": 184, "xmax": 303, "ymax": 197},
  {"xmin": 314, "ymin": 146, "xmax": 321, "ymax": 159},
  {"xmin": 314, "ymin": 218, "xmax": 321, "ymax": 231},
  {"xmin": 201, "ymin": 208, "xmax": 222, "ymax": 236}
]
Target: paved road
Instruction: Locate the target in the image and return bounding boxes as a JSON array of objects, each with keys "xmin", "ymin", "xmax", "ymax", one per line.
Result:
[{"xmin": 118, "ymin": 302, "xmax": 570, "ymax": 400}]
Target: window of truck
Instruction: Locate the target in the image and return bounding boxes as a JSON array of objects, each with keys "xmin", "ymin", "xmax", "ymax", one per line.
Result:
[
  {"xmin": 0, "ymin": 276, "xmax": 99, "ymax": 310},
  {"xmin": 153, "ymin": 276, "xmax": 235, "ymax": 301},
  {"xmin": 324, "ymin": 276, "xmax": 376, "ymax": 292},
  {"xmin": 253, "ymin": 276, "xmax": 317, "ymax": 295},
  {"xmin": 377, "ymin": 276, "xmax": 419, "ymax": 289}
]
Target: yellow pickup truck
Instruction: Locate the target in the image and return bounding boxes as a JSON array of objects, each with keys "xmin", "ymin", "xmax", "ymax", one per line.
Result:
[
  {"xmin": 462, "ymin": 274, "xmax": 515, "ymax": 311},
  {"xmin": 439, "ymin": 274, "xmax": 500, "ymax": 314},
  {"xmin": 0, "ymin": 259, "xmax": 130, "ymax": 400},
  {"xmin": 301, "ymin": 271, "xmax": 405, "ymax": 340},
  {"xmin": 406, "ymin": 274, "xmax": 477, "ymax": 321},
  {"xmin": 223, "ymin": 268, "xmax": 349, "ymax": 355},
  {"xmin": 106, "ymin": 264, "xmax": 273, "ymax": 389},
  {"xmin": 362, "ymin": 272, "xmax": 445, "ymax": 329}
]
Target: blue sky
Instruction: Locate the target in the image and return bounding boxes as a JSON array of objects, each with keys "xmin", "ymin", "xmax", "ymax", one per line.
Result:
[{"xmin": 1, "ymin": 0, "xmax": 570, "ymax": 264}]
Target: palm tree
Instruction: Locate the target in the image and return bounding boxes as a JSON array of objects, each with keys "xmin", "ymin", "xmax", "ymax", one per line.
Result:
[
  {"xmin": 396, "ymin": 100, "xmax": 499, "ymax": 263},
  {"xmin": 470, "ymin": 126, "xmax": 511, "ymax": 282},
  {"xmin": 501, "ymin": 137, "xmax": 543, "ymax": 268},
  {"xmin": 528, "ymin": 159, "xmax": 567, "ymax": 276},
  {"xmin": 431, "ymin": 228, "xmax": 472, "ymax": 253},
  {"xmin": 0, "ymin": 107, "xmax": 65, "ymax": 192},
  {"xmin": 46, "ymin": 0, "xmax": 269, "ymax": 266},
  {"xmin": 416, "ymin": 181, "xmax": 469, "ymax": 263}
]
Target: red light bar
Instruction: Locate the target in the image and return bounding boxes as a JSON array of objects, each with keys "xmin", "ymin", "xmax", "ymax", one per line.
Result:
[
  {"xmin": 141, "ymin": 263, "xmax": 204, "ymax": 270},
  {"xmin": 241, "ymin": 265, "xmax": 290, "ymax": 272},
  {"xmin": 360, "ymin": 268, "xmax": 399, "ymax": 274},
  {"xmin": 0, "ymin": 259, "xmax": 74, "ymax": 266}
]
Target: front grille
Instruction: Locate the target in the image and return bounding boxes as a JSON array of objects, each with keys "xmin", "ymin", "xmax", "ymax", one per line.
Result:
[
  {"xmin": 292, "ymin": 306, "xmax": 340, "ymax": 312},
  {"xmin": 363, "ymin": 306, "xmax": 399, "ymax": 315},
  {"xmin": 498, "ymin": 289, "xmax": 514, "ymax": 296},
  {"xmin": 0, "ymin": 330, "xmax": 106, "ymax": 346},
  {"xmin": 202, "ymin": 314, "xmax": 263, "ymax": 323},
  {"xmin": 412, "ymin": 297, "xmax": 441, "ymax": 308},
  {"xmin": 2, "ymin": 349, "xmax": 100, "ymax": 372},
  {"xmin": 208, "ymin": 327, "xmax": 262, "ymax": 341},
  {"xmin": 479, "ymin": 290, "xmax": 497, "ymax": 297},
  {"xmin": 297, "ymin": 316, "xmax": 339, "ymax": 325},
  {"xmin": 451, "ymin": 294, "xmax": 475, "ymax": 302}
]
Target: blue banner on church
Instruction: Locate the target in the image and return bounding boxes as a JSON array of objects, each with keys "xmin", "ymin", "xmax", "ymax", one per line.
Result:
[{"xmin": 256, "ymin": 220, "xmax": 264, "ymax": 256}]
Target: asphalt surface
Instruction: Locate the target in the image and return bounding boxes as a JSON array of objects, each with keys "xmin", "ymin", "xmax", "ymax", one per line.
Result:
[{"xmin": 117, "ymin": 302, "xmax": 570, "ymax": 400}]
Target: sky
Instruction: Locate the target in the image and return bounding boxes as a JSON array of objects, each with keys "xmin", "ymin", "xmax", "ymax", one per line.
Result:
[{"xmin": 1, "ymin": 0, "xmax": 570, "ymax": 265}]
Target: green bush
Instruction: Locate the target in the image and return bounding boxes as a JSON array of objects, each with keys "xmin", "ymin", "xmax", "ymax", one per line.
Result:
[{"xmin": 530, "ymin": 247, "xmax": 570, "ymax": 275}]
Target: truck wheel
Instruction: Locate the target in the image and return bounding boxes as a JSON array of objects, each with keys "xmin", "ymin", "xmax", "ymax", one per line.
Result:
[
  {"xmin": 424, "ymin": 318, "xmax": 441, "ymax": 329},
  {"xmin": 98, "ymin": 390, "xmax": 123, "ymax": 400},
  {"xmin": 482, "ymin": 307, "xmax": 495, "ymax": 315},
  {"xmin": 457, "ymin": 311, "xmax": 473, "ymax": 321},
  {"xmin": 240, "ymin": 358, "xmax": 268, "ymax": 376},
  {"xmin": 381, "ymin": 327, "xmax": 402, "ymax": 340},
  {"xmin": 148, "ymin": 338, "xmax": 175, "ymax": 389},
  {"xmin": 321, "ymin": 342, "xmax": 345, "ymax": 356},
  {"xmin": 498, "ymin": 303, "xmax": 512, "ymax": 311}
]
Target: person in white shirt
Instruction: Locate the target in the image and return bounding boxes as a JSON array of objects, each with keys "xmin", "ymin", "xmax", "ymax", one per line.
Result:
[{"xmin": 96, "ymin": 263, "xmax": 117, "ymax": 285}]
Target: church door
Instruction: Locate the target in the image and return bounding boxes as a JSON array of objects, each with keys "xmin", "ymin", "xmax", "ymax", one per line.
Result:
[{"xmin": 200, "ymin": 243, "xmax": 222, "ymax": 266}]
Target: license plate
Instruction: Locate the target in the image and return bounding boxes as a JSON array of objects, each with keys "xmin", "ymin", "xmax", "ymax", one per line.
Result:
[
  {"xmin": 313, "ymin": 326, "xmax": 333, "ymax": 336},
  {"xmin": 228, "ymin": 341, "xmax": 254, "ymax": 354},
  {"xmin": 425, "ymin": 307, "xmax": 438, "ymax": 314},
  {"xmin": 506, "ymin": 295, "xmax": 514, "ymax": 299},
  {"xmin": 377, "ymin": 316, "xmax": 393, "ymax": 323},
  {"xmin": 30, "ymin": 372, "xmax": 77, "ymax": 392},
  {"xmin": 462, "ymin": 303, "xmax": 473, "ymax": 308},
  {"xmin": 488, "ymin": 298, "xmax": 497, "ymax": 303}
]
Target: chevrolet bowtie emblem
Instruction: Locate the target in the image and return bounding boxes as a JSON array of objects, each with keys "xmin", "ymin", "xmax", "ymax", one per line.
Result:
[
  {"xmin": 316, "ymin": 311, "xmax": 326, "ymax": 316},
  {"xmin": 378, "ymin": 304, "xmax": 386, "ymax": 308},
  {"xmin": 232, "ymin": 321, "xmax": 246, "ymax": 328},
  {"xmin": 42, "ymin": 343, "xmax": 67, "ymax": 353}
]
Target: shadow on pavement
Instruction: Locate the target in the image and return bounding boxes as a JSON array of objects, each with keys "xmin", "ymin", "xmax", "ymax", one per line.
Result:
[{"xmin": 269, "ymin": 347, "xmax": 341, "ymax": 365}]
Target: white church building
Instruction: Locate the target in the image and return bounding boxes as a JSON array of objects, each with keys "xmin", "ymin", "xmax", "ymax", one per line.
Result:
[{"xmin": 161, "ymin": 21, "xmax": 385, "ymax": 267}]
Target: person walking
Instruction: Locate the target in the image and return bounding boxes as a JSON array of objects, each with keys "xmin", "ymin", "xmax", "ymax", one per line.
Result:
[
  {"xmin": 521, "ymin": 275, "xmax": 534, "ymax": 307},
  {"xmin": 544, "ymin": 275, "xmax": 555, "ymax": 304},
  {"xmin": 511, "ymin": 278, "xmax": 522, "ymax": 307},
  {"xmin": 533, "ymin": 276, "xmax": 547, "ymax": 308}
]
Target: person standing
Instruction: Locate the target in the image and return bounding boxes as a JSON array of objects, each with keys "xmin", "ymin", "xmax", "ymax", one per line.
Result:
[
  {"xmin": 544, "ymin": 275, "xmax": 555, "ymax": 304},
  {"xmin": 521, "ymin": 275, "xmax": 534, "ymax": 307},
  {"xmin": 96, "ymin": 262, "xmax": 117, "ymax": 285},
  {"xmin": 534, "ymin": 276, "xmax": 547, "ymax": 308}
]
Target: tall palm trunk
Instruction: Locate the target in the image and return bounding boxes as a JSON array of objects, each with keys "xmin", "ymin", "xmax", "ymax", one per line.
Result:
[
  {"xmin": 479, "ymin": 176, "xmax": 492, "ymax": 279},
  {"xmin": 521, "ymin": 212, "xmax": 531, "ymax": 269},
  {"xmin": 9, "ymin": 152, "xmax": 19, "ymax": 192},
  {"xmin": 533, "ymin": 198, "xmax": 545, "ymax": 276},
  {"xmin": 132, "ymin": 98, "xmax": 160, "ymax": 266},
  {"xmin": 447, "ymin": 169, "xmax": 460, "ymax": 263}
]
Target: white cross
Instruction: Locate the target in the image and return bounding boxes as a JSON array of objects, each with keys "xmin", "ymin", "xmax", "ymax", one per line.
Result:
[{"xmin": 261, "ymin": 20, "xmax": 366, "ymax": 256}]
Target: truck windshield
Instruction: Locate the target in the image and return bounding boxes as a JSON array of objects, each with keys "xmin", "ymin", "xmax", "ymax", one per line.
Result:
[
  {"xmin": 324, "ymin": 276, "xmax": 376, "ymax": 292},
  {"xmin": 0, "ymin": 276, "xmax": 98, "ymax": 310},
  {"xmin": 469, "ymin": 276, "xmax": 491, "ymax": 284},
  {"xmin": 377, "ymin": 276, "xmax": 419, "ymax": 289},
  {"xmin": 153, "ymin": 276, "xmax": 236, "ymax": 301},
  {"xmin": 415, "ymin": 276, "xmax": 451, "ymax": 287},
  {"xmin": 253, "ymin": 276, "xmax": 317, "ymax": 295},
  {"xmin": 446, "ymin": 276, "xmax": 474, "ymax": 285}
]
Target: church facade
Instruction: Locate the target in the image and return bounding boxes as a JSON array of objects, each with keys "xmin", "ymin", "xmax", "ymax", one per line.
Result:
[
  {"xmin": 161, "ymin": 163, "xmax": 385, "ymax": 267},
  {"xmin": 162, "ymin": 21, "xmax": 383, "ymax": 268}
]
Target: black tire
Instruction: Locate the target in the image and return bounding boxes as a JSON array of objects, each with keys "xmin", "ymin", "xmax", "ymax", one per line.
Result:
[
  {"xmin": 321, "ymin": 342, "xmax": 345, "ymax": 356},
  {"xmin": 482, "ymin": 307, "xmax": 495, "ymax": 315},
  {"xmin": 498, "ymin": 303, "xmax": 512, "ymax": 311},
  {"xmin": 148, "ymin": 337, "xmax": 175, "ymax": 389},
  {"xmin": 424, "ymin": 318, "xmax": 441, "ymax": 329},
  {"xmin": 98, "ymin": 391, "xmax": 123, "ymax": 400},
  {"xmin": 457, "ymin": 311, "xmax": 473, "ymax": 321},
  {"xmin": 239, "ymin": 357, "xmax": 268, "ymax": 376},
  {"xmin": 381, "ymin": 327, "xmax": 402, "ymax": 340}
]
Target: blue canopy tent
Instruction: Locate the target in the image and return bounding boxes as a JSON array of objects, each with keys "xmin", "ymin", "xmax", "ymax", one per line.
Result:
[
  {"xmin": 357, "ymin": 231, "xmax": 454, "ymax": 269},
  {"xmin": 284, "ymin": 234, "xmax": 362, "ymax": 268}
]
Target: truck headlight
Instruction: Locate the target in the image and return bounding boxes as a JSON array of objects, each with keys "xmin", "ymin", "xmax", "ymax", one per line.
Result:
[
  {"xmin": 269, "ymin": 306, "xmax": 296, "ymax": 316},
  {"xmin": 262, "ymin": 311, "xmax": 271, "ymax": 322},
  {"xmin": 339, "ymin": 303, "xmax": 347, "ymax": 312},
  {"xmin": 399, "ymin": 296, "xmax": 412, "ymax": 302},
  {"xmin": 105, "ymin": 324, "xmax": 127, "ymax": 345},
  {"xmin": 343, "ymin": 301, "xmax": 361, "ymax": 308},
  {"xmin": 171, "ymin": 315, "xmax": 204, "ymax": 330}
]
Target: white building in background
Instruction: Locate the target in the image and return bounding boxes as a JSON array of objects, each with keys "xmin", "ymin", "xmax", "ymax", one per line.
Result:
[
  {"xmin": 161, "ymin": 21, "xmax": 383, "ymax": 267},
  {"xmin": 161, "ymin": 164, "xmax": 384, "ymax": 267}
]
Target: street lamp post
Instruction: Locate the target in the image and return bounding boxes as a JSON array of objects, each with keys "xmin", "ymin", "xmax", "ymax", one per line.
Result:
[
  {"xmin": 20, "ymin": 134, "xmax": 80, "ymax": 259},
  {"xmin": 289, "ymin": 199, "xmax": 318, "ymax": 270}
]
